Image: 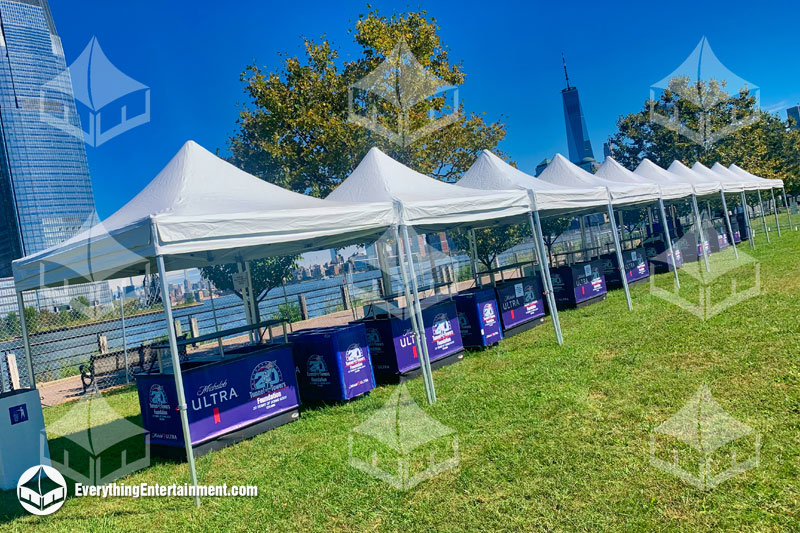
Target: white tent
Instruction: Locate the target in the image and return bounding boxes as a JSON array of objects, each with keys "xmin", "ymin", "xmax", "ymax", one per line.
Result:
[
  {"xmin": 11, "ymin": 141, "xmax": 405, "ymax": 502},
  {"xmin": 326, "ymin": 147, "xmax": 531, "ymax": 230},
  {"xmin": 691, "ymin": 162, "xmax": 752, "ymax": 191},
  {"xmin": 666, "ymin": 160, "xmax": 729, "ymax": 196},
  {"xmin": 456, "ymin": 150, "xmax": 609, "ymax": 215},
  {"xmin": 726, "ymin": 164, "xmax": 792, "ymax": 235},
  {"xmin": 327, "ymin": 148, "xmax": 542, "ymax": 393},
  {"xmin": 727, "ymin": 164, "xmax": 784, "ymax": 189},
  {"xmin": 597, "ymin": 157, "xmax": 692, "ymax": 200},
  {"xmin": 12, "ymin": 141, "xmax": 396, "ymax": 292},
  {"xmin": 537, "ymin": 154, "xmax": 661, "ymax": 205}
]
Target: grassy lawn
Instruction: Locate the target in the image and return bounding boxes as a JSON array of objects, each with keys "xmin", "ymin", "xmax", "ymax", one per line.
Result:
[{"xmin": 3, "ymin": 228, "xmax": 799, "ymax": 532}]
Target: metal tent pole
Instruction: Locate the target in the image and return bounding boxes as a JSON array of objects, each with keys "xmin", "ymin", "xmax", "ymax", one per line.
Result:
[
  {"xmin": 120, "ymin": 296, "xmax": 130, "ymax": 384},
  {"xmin": 770, "ymin": 188, "xmax": 782, "ymax": 237},
  {"xmin": 719, "ymin": 191, "xmax": 738, "ymax": 259},
  {"xmin": 741, "ymin": 192, "xmax": 755, "ymax": 249},
  {"xmin": 15, "ymin": 291, "xmax": 35, "ymax": 389},
  {"xmin": 237, "ymin": 263, "xmax": 254, "ymax": 343},
  {"xmin": 527, "ymin": 198, "xmax": 563, "ymax": 345},
  {"xmin": 657, "ymin": 194, "xmax": 681, "ymax": 289},
  {"xmin": 756, "ymin": 190, "xmax": 770, "ymax": 243},
  {"xmin": 469, "ymin": 229, "xmax": 480, "ymax": 287},
  {"xmin": 691, "ymin": 189, "xmax": 711, "ymax": 272},
  {"xmin": 782, "ymin": 186, "xmax": 793, "ymax": 229},
  {"xmin": 208, "ymin": 284, "xmax": 224, "ymax": 357},
  {"xmin": 156, "ymin": 255, "xmax": 200, "ymax": 507},
  {"xmin": 395, "ymin": 225, "xmax": 436, "ymax": 404},
  {"xmin": 605, "ymin": 189, "xmax": 633, "ymax": 311}
]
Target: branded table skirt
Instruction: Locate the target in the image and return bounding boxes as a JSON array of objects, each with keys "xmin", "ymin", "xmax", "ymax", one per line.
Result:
[
  {"xmin": 136, "ymin": 344, "xmax": 300, "ymax": 458},
  {"xmin": 678, "ymin": 232, "xmax": 711, "ymax": 262},
  {"xmin": 493, "ymin": 274, "xmax": 546, "ymax": 336},
  {"xmin": 453, "ymin": 287, "xmax": 503, "ymax": 348},
  {"xmin": 643, "ymin": 238, "xmax": 683, "ymax": 274},
  {"xmin": 550, "ymin": 260, "xmax": 607, "ymax": 309},
  {"xmin": 289, "ymin": 323, "xmax": 375, "ymax": 402},
  {"xmin": 355, "ymin": 298, "xmax": 463, "ymax": 382},
  {"xmin": 599, "ymin": 248, "xmax": 650, "ymax": 289}
]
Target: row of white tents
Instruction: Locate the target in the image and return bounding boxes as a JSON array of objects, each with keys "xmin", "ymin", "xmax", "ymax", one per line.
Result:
[{"xmin": 10, "ymin": 141, "xmax": 792, "ymax": 498}]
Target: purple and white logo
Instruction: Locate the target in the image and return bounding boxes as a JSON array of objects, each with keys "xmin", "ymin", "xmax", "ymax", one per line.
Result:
[{"xmin": 250, "ymin": 360, "xmax": 285, "ymax": 397}]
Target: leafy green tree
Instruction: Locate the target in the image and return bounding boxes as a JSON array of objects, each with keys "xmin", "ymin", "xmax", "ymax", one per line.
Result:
[
  {"xmin": 607, "ymin": 78, "xmax": 800, "ymax": 193},
  {"xmin": 539, "ymin": 217, "xmax": 572, "ymax": 263},
  {"xmin": 450, "ymin": 225, "xmax": 527, "ymax": 282},
  {"xmin": 228, "ymin": 8, "xmax": 508, "ymax": 196},
  {"xmin": 184, "ymin": 293, "xmax": 196, "ymax": 305},
  {"xmin": 201, "ymin": 257, "xmax": 299, "ymax": 322},
  {"xmin": 23, "ymin": 306, "xmax": 39, "ymax": 334},
  {"xmin": 5, "ymin": 311, "xmax": 19, "ymax": 335}
]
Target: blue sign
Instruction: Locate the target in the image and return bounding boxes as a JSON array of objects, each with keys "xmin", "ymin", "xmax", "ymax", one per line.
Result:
[{"xmin": 9, "ymin": 403, "xmax": 28, "ymax": 425}]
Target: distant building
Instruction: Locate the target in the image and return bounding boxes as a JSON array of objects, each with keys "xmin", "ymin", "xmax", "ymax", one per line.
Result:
[
  {"xmin": 0, "ymin": 0, "xmax": 111, "ymax": 313},
  {"xmin": 535, "ymin": 158, "xmax": 551, "ymax": 177},
  {"xmin": 561, "ymin": 56, "xmax": 595, "ymax": 165},
  {"xmin": 787, "ymin": 106, "xmax": 800, "ymax": 130}
]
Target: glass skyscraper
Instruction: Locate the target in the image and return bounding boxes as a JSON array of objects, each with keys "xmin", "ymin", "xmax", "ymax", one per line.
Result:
[
  {"xmin": 0, "ymin": 0, "xmax": 110, "ymax": 312},
  {"xmin": 560, "ymin": 57, "xmax": 596, "ymax": 172}
]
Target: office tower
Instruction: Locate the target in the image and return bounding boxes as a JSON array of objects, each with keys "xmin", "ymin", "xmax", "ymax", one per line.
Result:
[
  {"xmin": 0, "ymin": 0, "xmax": 110, "ymax": 313},
  {"xmin": 787, "ymin": 106, "xmax": 800, "ymax": 130},
  {"xmin": 561, "ymin": 56, "xmax": 596, "ymax": 172}
]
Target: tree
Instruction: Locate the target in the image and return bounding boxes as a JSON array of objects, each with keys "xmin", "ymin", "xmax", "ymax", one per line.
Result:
[
  {"xmin": 201, "ymin": 256, "xmax": 299, "ymax": 322},
  {"xmin": 228, "ymin": 8, "xmax": 509, "ymax": 196},
  {"xmin": 539, "ymin": 217, "xmax": 572, "ymax": 263},
  {"xmin": 450, "ymin": 225, "xmax": 527, "ymax": 283},
  {"xmin": 607, "ymin": 77, "xmax": 800, "ymax": 194}
]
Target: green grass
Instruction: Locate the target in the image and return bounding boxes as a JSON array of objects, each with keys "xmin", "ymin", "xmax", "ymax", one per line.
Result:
[{"xmin": 4, "ymin": 230, "xmax": 799, "ymax": 532}]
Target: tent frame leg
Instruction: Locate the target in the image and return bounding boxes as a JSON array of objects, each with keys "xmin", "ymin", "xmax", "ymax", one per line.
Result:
[
  {"xmin": 395, "ymin": 225, "xmax": 436, "ymax": 404},
  {"xmin": 770, "ymin": 188, "xmax": 782, "ymax": 237},
  {"xmin": 606, "ymin": 191, "xmax": 632, "ymax": 311},
  {"xmin": 469, "ymin": 229, "xmax": 480, "ymax": 287},
  {"xmin": 16, "ymin": 290, "xmax": 35, "ymax": 389},
  {"xmin": 741, "ymin": 192, "xmax": 755, "ymax": 250},
  {"xmin": 657, "ymin": 197, "xmax": 680, "ymax": 289},
  {"xmin": 691, "ymin": 192, "xmax": 711, "ymax": 273},
  {"xmin": 783, "ymin": 186, "xmax": 793, "ymax": 230},
  {"xmin": 757, "ymin": 190, "xmax": 770, "ymax": 243},
  {"xmin": 157, "ymin": 256, "xmax": 201, "ymax": 507},
  {"xmin": 528, "ymin": 209, "xmax": 563, "ymax": 345},
  {"xmin": 720, "ymin": 191, "xmax": 738, "ymax": 259}
]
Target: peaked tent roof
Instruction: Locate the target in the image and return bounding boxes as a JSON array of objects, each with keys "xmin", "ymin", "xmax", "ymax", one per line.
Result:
[
  {"xmin": 13, "ymin": 141, "xmax": 395, "ymax": 291},
  {"xmin": 537, "ymin": 154, "xmax": 661, "ymax": 205},
  {"xmin": 665, "ymin": 160, "xmax": 727, "ymax": 196},
  {"xmin": 596, "ymin": 157, "xmax": 692, "ymax": 201},
  {"xmin": 456, "ymin": 150, "xmax": 609, "ymax": 215},
  {"xmin": 691, "ymin": 161, "xmax": 752, "ymax": 191},
  {"xmin": 326, "ymin": 147, "xmax": 531, "ymax": 231},
  {"xmin": 726, "ymin": 164, "xmax": 784, "ymax": 189}
]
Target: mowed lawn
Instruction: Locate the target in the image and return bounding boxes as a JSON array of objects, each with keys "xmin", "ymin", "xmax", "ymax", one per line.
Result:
[{"xmin": 4, "ymin": 226, "xmax": 799, "ymax": 532}]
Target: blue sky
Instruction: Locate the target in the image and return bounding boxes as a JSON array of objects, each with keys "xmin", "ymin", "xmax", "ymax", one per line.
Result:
[{"xmin": 51, "ymin": 0, "xmax": 800, "ymax": 220}]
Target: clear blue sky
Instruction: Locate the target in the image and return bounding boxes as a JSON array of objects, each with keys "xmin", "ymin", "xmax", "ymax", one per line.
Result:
[{"xmin": 51, "ymin": 0, "xmax": 800, "ymax": 219}]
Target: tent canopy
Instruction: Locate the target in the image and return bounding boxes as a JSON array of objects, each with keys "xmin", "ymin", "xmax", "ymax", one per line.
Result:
[
  {"xmin": 691, "ymin": 162, "xmax": 751, "ymax": 192},
  {"xmin": 596, "ymin": 157, "xmax": 692, "ymax": 201},
  {"xmin": 726, "ymin": 164, "xmax": 784, "ymax": 189},
  {"xmin": 326, "ymin": 147, "xmax": 532, "ymax": 231},
  {"xmin": 456, "ymin": 150, "xmax": 609, "ymax": 215},
  {"xmin": 13, "ymin": 141, "xmax": 396, "ymax": 292},
  {"xmin": 665, "ymin": 160, "xmax": 728, "ymax": 196},
  {"xmin": 537, "ymin": 154, "xmax": 661, "ymax": 205}
]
